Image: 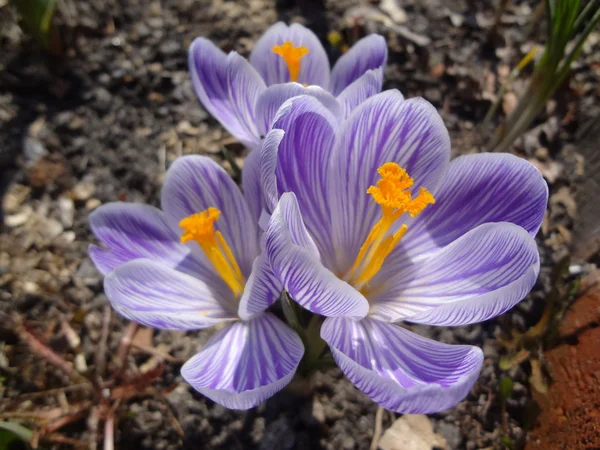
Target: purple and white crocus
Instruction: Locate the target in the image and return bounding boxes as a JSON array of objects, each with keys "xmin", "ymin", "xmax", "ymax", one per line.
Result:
[
  {"xmin": 260, "ymin": 92, "xmax": 548, "ymax": 413},
  {"xmin": 189, "ymin": 22, "xmax": 388, "ymax": 150},
  {"xmin": 88, "ymin": 156, "xmax": 303, "ymax": 410}
]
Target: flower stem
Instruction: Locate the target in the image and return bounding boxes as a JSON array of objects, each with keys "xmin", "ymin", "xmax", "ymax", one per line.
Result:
[{"xmin": 281, "ymin": 292, "xmax": 333, "ymax": 376}]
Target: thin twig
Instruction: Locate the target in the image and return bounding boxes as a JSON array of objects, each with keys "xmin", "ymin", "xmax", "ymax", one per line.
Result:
[
  {"xmin": 103, "ymin": 402, "xmax": 120, "ymax": 450},
  {"xmin": 103, "ymin": 413, "xmax": 114, "ymax": 450},
  {"xmin": 156, "ymin": 396, "xmax": 185, "ymax": 437},
  {"xmin": 12, "ymin": 383, "xmax": 92, "ymax": 400},
  {"xmin": 14, "ymin": 320, "xmax": 81, "ymax": 382},
  {"xmin": 112, "ymin": 322, "xmax": 138, "ymax": 381},
  {"xmin": 61, "ymin": 320, "xmax": 88, "ymax": 373},
  {"xmin": 0, "ymin": 402, "xmax": 93, "ymax": 422},
  {"xmin": 370, "ymin": 406, "xmax": 384, "ymax": 450},
  {"xmin": 130, "ymin": 341, "xmax": 183, "ymax": 363},
  {"xmin": 88, "ymin": 406, "xmax": 100, "ymax": 450},
  {"xmin": 96, "ymin": 305, "xmax": 112, "ymax": 379},
  {"xmin": 42, "ymin": 433, "xmax": 89, "ymax": 448},
  {"xmin": 41, "ymin": 407, "xmax": 89, "ymax": 435}
]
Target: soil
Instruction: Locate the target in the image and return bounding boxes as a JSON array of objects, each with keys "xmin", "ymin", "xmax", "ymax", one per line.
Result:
[
  {"xmin": 0, "ymin": 0, "xmax": 599, "ymax": 449},
  {"xmin": 526, "ymin": 271, "xmax": 600, "ymax": 450}
]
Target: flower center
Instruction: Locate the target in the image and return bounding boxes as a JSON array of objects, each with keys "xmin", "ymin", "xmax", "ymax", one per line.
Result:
[
  {"xmin": 347, "ymin": 162, "xmax": 435, "ymax": 291},
  {"xmin": 272, "ymin": 41, "xmax": 309, "ymax": 83},
  {"xmin": 179, "ymin": 207, "xmax": 245, "ymax": 296}
]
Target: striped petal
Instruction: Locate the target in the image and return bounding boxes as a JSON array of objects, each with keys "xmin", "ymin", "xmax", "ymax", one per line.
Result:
[
  {"xmin": 104, "ymin": 259, "xmax": 236, "ymax": 330},
  {"xmin": 336, "ymin": 68, "xmax": 383, "ymax": 119},
  {"xmin": 369, "ymin": 223, "xmax": 540, "ymax": 326},
  {"xmin": 255, "ymin": 83, "xmax": 341, "ymax": 136},
  {"xmin": 238, "ymin": 251, "xmax": 282, "ymax": 320},
  {"xmin": 329, "ymin": 34, "xmax": 387, "ymax": 96},
  {"xmin": 225, "ymin": 52, "xmax": 266, "ymax": 146},
  {"xmin": 260, "ymin": 129, "xmax": 285, "ymax": 215},
  {"xmin": 241, "ymin": 148, "xmax": 263, "ymax": 226},
  {"xmin": 393, "ymin": 153, "xmax": 548, "ymax": 263},
  {"xmin": 249, "ymin": 22, "xmax": 330, "ymax": 87},
  {"xmin": 329, "ymin": 91, "xmax": 450, "ymax": 275},
  {"xmin": 89, "ymin": 203, "xmax": 210, "ymax": 280},
  {"xmin": 181, "ymin": 313, "xmax": 304, "ymax": 410},
  {"xmin": 188, "ymin": 38, "xmax": 264, "ymax": 147},
  {"xmin": 266, "ymin": 193, "xmax": 369, "ymax": 319},
  {"xmin": 270, "ymin": 95, "xmax": 338, "ymax": 259},
  {"xmin": 321, "ymin": 317, "xmax": 483, "ymax": 413},
  {"xmin": 161, "ymin": 155, "xmax": 259, "ymax": 277}
]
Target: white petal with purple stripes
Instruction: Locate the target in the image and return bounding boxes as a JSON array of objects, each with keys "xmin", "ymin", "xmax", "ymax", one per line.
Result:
[
  {"xmin": 321, "ymin": 317, "xmax": 483, "ymax": 413},
  {"xmin": 329, "ymin": 92, "xmax": 450, "ymax": 274},
  {"xmin": 249, "ymin": 22, "xmax": 330, "ymax": 87},
  {"xmin": 188, "ymin": 38, "xmax": 261, "ymax": 147},
  {"xmin": 255, "ymin": 83, "xmax": 341, "ymax": 136},
  {"xmin": 336, "ymin": 68, "xmax": 383, "ymax": 119},
  {"xmin": 161, "ymin": 156, "xmax": 259, "ymax": 277},
  {"xmin": 238, "ymin": 252, "xmax": 283, "ymax": 320},
  {"xmin": 369, "ymin": 222, "xmax": 540, "ymax": 326},
  {"xmin": 181, "ymin": 313, "xmax": 304, "ymax": 410},
  {"xmin": 88, "ymin": 203, "xmax": 213, "ymax": 281},
  {"xmin": 241, "ymin": 148, "xmax": 264, "ymax": 226},
  {"xmin": 387, "ymin": 153, "xmax": 548, "ymax": 266},
  {"xmin": 329, "ymin": 34, "xmax": 388, "ymax": 96},
  {"xmin": 266, "ymin": 193, "xmax": 369, "ymax": 319},
  {"xmin": 104, "ymin": 259, "xmax": 236, "ymax": 330},
  {"xmin": 260, "ymin": 129, "xmax": 286, "ymax": 214},
  {"xmin": 225, "ymin": 52, "xmax": 266, "ymax": 146},
  {"xmin": 270, "ymin": 95, "xmax": 338, "ymax": 258}
]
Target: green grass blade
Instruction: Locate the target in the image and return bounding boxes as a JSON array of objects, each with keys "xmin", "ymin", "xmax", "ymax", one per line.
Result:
[{"xmin": 11, "ymin": 0, "xmax": 57, "ymax": 47}]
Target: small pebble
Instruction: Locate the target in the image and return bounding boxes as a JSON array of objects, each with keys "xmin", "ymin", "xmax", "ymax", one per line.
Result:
[
  {"xmin": 86, "ymin": 198, "xmax": 102, "ymax": 210},
  {"xmin": 72, "ymin": 182, "xmax": 96, "ymax": 201},
  {"xmin": 58, "ymin": 196, "xmax": 75, "ymax": 228},
  {"xmin": 39, "ymin": 218, "xmax": 64, "ymax": 240}
]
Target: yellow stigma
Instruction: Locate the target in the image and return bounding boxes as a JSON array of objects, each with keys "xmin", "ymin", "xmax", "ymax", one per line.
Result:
[
  {"xmin": 347, "ymin": 163, "xmax": 435, "ymax": 291},
  {"xmin": 179, "ymin": 207, "xmax": 245, "ymax": 296},
  {"xmin": 272, "ymin": 41, "xmax": 309, "ymax": 83}
]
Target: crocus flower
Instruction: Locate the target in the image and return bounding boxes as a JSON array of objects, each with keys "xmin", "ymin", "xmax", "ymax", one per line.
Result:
[
  {"xmin": 88, "ymin": 155, "xmax": 303, "ymax": 409},
  {"xmin": 259, "ymin": 92, "xmax": 548, "ymax": 413},
  {"xmin": 189, "ymin": 22, "xmax": 388, "ymax": 150}
]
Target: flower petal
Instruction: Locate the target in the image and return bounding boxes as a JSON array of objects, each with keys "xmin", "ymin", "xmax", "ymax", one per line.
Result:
[
  {"xmin": 321, "ymin": 317, "xmax": 483, "ymax": 413},
  {"xmin": 336, "ymin": 68, "xmax": 383, "ymax": 119},
  {"xmin": 181, "ymin": 313, "xmax": 304, "ymax": 409},
  {"xmin": 266, "ymin": 193, "xmax": 369, "ymax": 319},
  {"xmin": 161, "ymin": 155, "xmax": 259, "ymax": 277},
  {"xmin": 369, "ymin": 223, "xmax": 540, "ymax": 326},
  {"xmin": 399, "ymin": 153, "xmax": 548, "ymax": 260},
  {"xmin": 329, "ymin": 34, "xmax": 387, "ymax": 96},
  {"xmin": 249, "ymin": 22, "xmax": 330, "ymax": 87},
  {"xmin": 104, "ymin": 259, "xmax": 236, "ymax": 329},
  {"xmin": 188, "ymin": 38, "xmax": 262, "ymax": 147},
  {"xmin": 225, "ymin": 52, "xmax": 266, "ymax": 146},
  {"xmin": 241, "ymin": 148, "xmax": 263, "ymax": 226},
  {"xmin": 329, "ymin": 92, "xmax": 450, "ymax": 274},
  {"xmin": 238, "ymin": 251, "xmax": 282, "ymax": 320},
  {"xmin": 260, "ymin": 128, "xmax": 286, "ymax": 215},
  {"xmin": 255, "ymin": 83, "xmax": 341, "ymax": 136},
  {"xmin": 270, "ymin": 95, "xmax": 338, "ymax": 258},
  {"xmin": 89, "ymin": 203, "xmax": 207, "ymax": 278}
]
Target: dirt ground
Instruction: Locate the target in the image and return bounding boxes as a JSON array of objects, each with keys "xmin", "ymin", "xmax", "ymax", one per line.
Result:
[
  {"xmin": 1, "ymin": 0, "xmax": 599, "ymax": 449},
  {"xmin": 526, "ymin": 271, "xmax": 600, "ymax": 450}
]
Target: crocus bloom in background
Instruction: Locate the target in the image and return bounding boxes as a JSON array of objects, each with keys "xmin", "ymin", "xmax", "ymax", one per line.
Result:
[
  {"xmin": 88, "ymin": 156, "xmax": 303, "ymax": 409},
  {"xmin": 261, "ymin": 93, "xmax": 548, "ymax": 413},
  {"xmin": 189, "ymin": 22, "xmax": 388, "ymax": 149}
]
